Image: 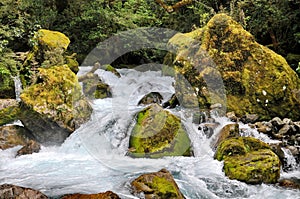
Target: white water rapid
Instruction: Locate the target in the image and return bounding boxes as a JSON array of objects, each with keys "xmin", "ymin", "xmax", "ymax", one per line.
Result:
[{"xmin": 0, "ymin": 68, "xmax": 299, "ymax": 199}]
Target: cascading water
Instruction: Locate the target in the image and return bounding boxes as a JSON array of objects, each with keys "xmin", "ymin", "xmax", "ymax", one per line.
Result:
[
  {"xmin": 0, "ymin": 68, "xmax": 299, "ymax": 199},
  {"xmin": 12, "ymin": 76, "xmax": 22, "ymax": 102}
]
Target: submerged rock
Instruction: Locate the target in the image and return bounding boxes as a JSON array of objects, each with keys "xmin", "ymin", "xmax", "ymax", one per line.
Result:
[
  {"xmin": 20, "ymin": 65, "xmax": 92, "ymax": 145},
  {"xmin": 16, "ymin": 140, "xmax": 41, "ymax": 157},
  {"xmin": 138, "ymin": 92, "xmax": 163, "ymax": 105},
  {"xmin": 131, "ymin": 169, "xmax": 185, "ymax": 199},
  {"xmin": 61, "ymin": 191, "xmax": 120, "ymax": 199},
  {"xmin": 0, "ymin": 184, "xmax": 48, "ymax": 199},
  {"xmin": 279, "ymin": 178, "xmax": 300, "ymax": 190},
  {"xmin": 215, "ymin": 137, "xmax": 281, "ymax": 184},
  {"xmin": 128, "ymin": 104, "xmax": 192, "ymax": 158},
  {"xmin": 166, "ymin": 13, "xmax": 300, "ymax": 120}
]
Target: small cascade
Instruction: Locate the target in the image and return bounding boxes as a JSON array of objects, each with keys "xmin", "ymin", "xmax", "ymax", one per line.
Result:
[
  {"xmin": 12, "ymin": 76, "xmax": 22, "ymax": 101},
  {"xmin": 282, "ymin": 147, "xmax": 298, "ymax": 171}
]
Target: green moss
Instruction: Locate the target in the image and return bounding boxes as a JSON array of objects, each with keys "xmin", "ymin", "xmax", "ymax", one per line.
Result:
[
  {"xmin": 149, "ymin": 176, "xmax": 178, "ymax": 197},
  {"xmin": 94, "ymin": 83, "xmax": 111, "ymax": 99},
  {"xmin": 37, "ymin": 29, "xmax": 70, "ymax": 50},
  {"xmin": 20, "ymin": 65, "xmax": 89, "ymax": 131},
  {"xmin": 224, "ymin": 149, "xmax": 280, "ymax": 184},
  {"xmin": 103, "ymin": 64, "xmax": 121, "ymax": 77},
  {"xmin": 0, "ymin": 105, "xmax": 21, "ymax": 126},
  {"xmin": 0, "ymin": 64, "xmax": 15, "ymax": 98},
  {"xmin": 215, "ymin": 137, "xmax": 280, "ymax": 184},
  {"xmin": 128, "ymin": 104, "xmax": 192, "ymax": 158}
]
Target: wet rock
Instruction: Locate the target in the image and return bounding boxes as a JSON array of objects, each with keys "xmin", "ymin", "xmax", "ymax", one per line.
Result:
[
  {"xmin": 212, "ymin": 123, "xmax": 239, "ymax": 149},
  {"xmin": 199, "ymin": 123, "xmax": 219, "ymax": 138},
  {"xmin": 20, "ymin": 65, "xmax": 92, "ymax": 145},
  {"xmin": 138, "ymin": 92, "xmax": 163, "ymax": 105},
  {"xmin": 61, "ymin": 191, "xmax": 120, "ymax": 199},
  {"xmin": 283, "ymin": 118, "xmax": 293, "ymax": 125},
  {"xmin": 166, "ymin": 13, "xmax": 300, "ymax": 121},
  {"xmin": 226, "ymin": 111, "xmax": 238, "ymax": 122},
  {"xmin": 270, "ymin": 117, "xmax": 284, "ymax": 128},
  {"xmin": 279, "ymin": 178, "xmax": 300, "ymax": 190},
  {"xmin": 192, "ymin": 111, "xmax": 208, "ymax": 124},
  {"xmin": 0, "ymin": 184, "xmax": 48, "ymax": 198},
  {"xmin": 81, "ymin": 73, "xmax": 112, "ymax": 99},
  {"xmin": 215, "ymin": 137, "xmax": 281, "ymax": 184},
  {"xmin": 0, "ymin": 126, "xmax": 31, "ymax": 150},
  {"xmin": 131, "ymin": 168, "xmax": 185, "ymax": 199},
  {"xmin": 255, "ymin": 122, "xmax": 272, "ymax": 135},
  {"xmin": 268, "ymin": 142, "xmax": 285, "ymax": 164},
  {"xmin": 241, "ymin": 114, "xmax": 259, "ymax": 124},
  {"xmin": 16, "ymin": 140, "xmax": 41, "ymax": 157},
  {"xmin": 275, "ymin": 124, "xmax": 291, "ymax": 138},
  {"xmin": 162, "ymin": 94, "xmax": 179, "ymax": 109},
  {"xmin": 128, "ymin": 104, "xmax": 192, "ymax": 158}
]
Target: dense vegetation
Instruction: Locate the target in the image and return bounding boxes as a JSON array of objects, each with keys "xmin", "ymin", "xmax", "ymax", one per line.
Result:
[{"xmin": 1, "ymin": 0, "xmax": 300, "ymax": 73}]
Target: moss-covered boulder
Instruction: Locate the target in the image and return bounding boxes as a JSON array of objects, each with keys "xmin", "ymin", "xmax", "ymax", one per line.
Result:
[
  {"xmin": 215, "ymin": 137, "xmax": 281, "ymax": 184},
  {"xmin": 128, "ymin": 104, "xmax": 192, "ymax": 158},
  {"xmin": 21, "ymin": 29, "xmax": 78, "ymax": 86},
  {"xmin": 166, "ymin": 13, "xmax": 300, "ymax": 120},
  {"xmin": 20, "ymin": 65, "xmax": 92, "ymax": 144},
  {"xmin": 131, "ymin": 169, "xmax": 185, "ymax": 199}
]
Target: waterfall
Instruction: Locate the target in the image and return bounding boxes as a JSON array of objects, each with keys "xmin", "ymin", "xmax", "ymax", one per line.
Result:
[
  {"xmin": 0, "ymin": 68, "xmax": 299, "ymax": 199},
  {"xmin": 12, "ymin": 76, "xmax": 22, "ymax": 101}
]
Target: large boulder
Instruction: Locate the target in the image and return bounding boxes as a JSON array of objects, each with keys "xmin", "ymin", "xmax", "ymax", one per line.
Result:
[
  {"xmin": 131, "ymin": 169, "xmax": 185, "ymax": 199},
  {"xmin": 128, "ymin": 104, "xmax": 192, "ymax": 158},
  {"xmin": 166, "ymin": 13, "xmax": 300, "ymax": 120},
  {"xmin": 20, "ymin": 65, "xmax": 92, "ymax": 145},
  {"xmin": 215, "ymin": 137, "xmax": 281, "ymax": 184},
  {"xmin": 0, "ymin": 184, "xmax": 48, "ymax": 199}
]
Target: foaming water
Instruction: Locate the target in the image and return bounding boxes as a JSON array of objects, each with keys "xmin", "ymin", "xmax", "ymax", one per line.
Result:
[{"xmin": 0, "ymin": 68, "xmax": 299, "ymax": 198}]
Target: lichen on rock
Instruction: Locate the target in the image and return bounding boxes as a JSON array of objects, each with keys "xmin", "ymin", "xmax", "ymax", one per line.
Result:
[
  {"xmin": 215, "ymin": 137, "xmax": 281, "ymax": 184},
  {"xmin": 128, "ymin": 104, "xmax": 192, "ymax": 158},
  {"xmin": 166, "ymin": 13, "xmax": 300, "ymax": 120}
]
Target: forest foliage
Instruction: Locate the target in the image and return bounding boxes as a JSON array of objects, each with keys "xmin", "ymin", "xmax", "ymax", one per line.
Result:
[{"xmin": 0, "ymin": 0, "xmax": 300, "ymax": 68}]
